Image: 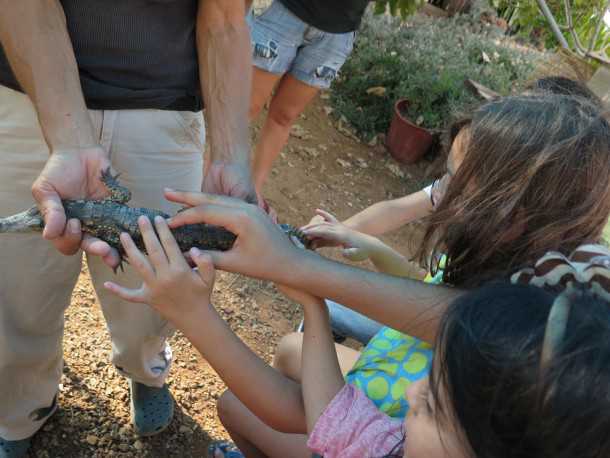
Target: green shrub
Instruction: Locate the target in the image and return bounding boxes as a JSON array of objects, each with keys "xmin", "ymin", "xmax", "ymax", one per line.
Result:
[
  {"xmin": 373, "ymin": 0, "xmax": 426, "ymax": 19},
  {"xmin": 493, "ymin": 0, "xmax": 610, "ymax": 55},
  {"xmin": 331, "ymin": 10, "xmax": 541, "ymax": 140}
]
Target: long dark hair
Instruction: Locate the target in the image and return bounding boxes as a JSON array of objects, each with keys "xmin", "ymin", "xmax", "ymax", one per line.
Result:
[
  {"xmin": 419, "ymin": 94, "xmax": 610, "ymax": 287},
  {"xmin": 432, "ymin": 282, "xmax": 610, "ymax": 458},
  {"xmin": 526, "ymin": 76, "xmax": 602, "ymax": 105}
]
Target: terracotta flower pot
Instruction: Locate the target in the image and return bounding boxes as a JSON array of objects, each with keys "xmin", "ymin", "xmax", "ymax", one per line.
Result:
[{"xmin": 386, "ymin": 99, "xmax": 433, "ymax": 164}]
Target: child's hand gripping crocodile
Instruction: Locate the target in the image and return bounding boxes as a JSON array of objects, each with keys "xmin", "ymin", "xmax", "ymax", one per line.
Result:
[{"xmin": 0, "ymin": 168, "xmax": 309, "ymax": 272}]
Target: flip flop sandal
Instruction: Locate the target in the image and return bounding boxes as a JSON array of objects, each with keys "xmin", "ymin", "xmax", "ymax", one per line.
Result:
[
  {"xmin": 129, "ymin": 380, "xmax": 174, "ymax": 436},
  {"xmin": 207, "ymin": 441, "xmax": 244, "ymax": 458}
]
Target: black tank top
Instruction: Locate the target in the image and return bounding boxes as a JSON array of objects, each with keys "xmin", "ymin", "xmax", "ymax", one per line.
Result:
[
  {"xmin": 278, "ymin": 0, "xmax": 370, "ymax": 34},
  {"xmin": 0, "ymin": 0, "xmax": 202, "ymax": 111}
]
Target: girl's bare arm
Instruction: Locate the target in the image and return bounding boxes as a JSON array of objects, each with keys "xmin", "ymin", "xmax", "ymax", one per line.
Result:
[{"xmin": 342, "ymin": 189, "xmax": 432, "ymax": 235}]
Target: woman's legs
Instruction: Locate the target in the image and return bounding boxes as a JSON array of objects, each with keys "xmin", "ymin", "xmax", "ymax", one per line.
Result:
[
  {"xmin": 273, "ymin": 333, "xmax": 361, "ymax": 382},
  {"xmin": 251, "ymin": 74, "xmax": 320, "ymax": 193},
  {"xmin": 217, "ymin": 390, "xmax": 310, "ymax": 458},
  {"xmin": 249, "ymin": 67, "xmax": 282, "ymax": 121}
]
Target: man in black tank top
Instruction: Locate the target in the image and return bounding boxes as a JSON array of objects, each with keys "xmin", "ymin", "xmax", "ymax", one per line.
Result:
[{"xmin": 0, "ymin": 2, "xmax": 254, "ymax": 455}]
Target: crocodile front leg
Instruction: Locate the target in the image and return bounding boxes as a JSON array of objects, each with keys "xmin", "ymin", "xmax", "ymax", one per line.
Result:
[{"xmin": 100, "ymin": 167, "xmax": 132, "ymax": 204}]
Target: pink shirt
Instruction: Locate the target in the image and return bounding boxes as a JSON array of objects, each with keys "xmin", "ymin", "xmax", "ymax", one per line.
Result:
[{"xmin": 307, "ymin": 384, "xmax": 405, "ymax": 458}]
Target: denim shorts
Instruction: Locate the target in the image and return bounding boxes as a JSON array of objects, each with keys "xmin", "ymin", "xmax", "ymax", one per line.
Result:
[
  {"xmin": 326, "ymin": 300, "xmax": 384, "ymax": 345},
  {"xmin": 247, "ymin": 1, "xmax": 356, "ymax": 89}
]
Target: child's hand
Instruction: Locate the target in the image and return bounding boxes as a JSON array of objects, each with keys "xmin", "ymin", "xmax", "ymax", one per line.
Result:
[
  {"xmin": 303, "ymin": 209, "xmax": 339, "ymax": 228},
  {"xmin": 304, "ymin": 208, "xmax": 338, "ymax": 228},
  {"xmin": 275, "ymin": 283, "xmax": 325, "ymax": 308},
  {"xmin": 301, "ymin": 212, "xmax": 376, "ymax": 262},
  {"xmin": 302, "ymin": 209, "xmax": 344, "ymax": 249},
  {"xmin": 103, "ymin": 215, "xmax": 216, "ymax": 329}
]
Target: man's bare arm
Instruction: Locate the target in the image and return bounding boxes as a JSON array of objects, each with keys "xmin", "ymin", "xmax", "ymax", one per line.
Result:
[
  {"xmin": 196, "ymin": 0, "xmax": 255, "ymax": 201},
  {"xmin": 0, "ymin": 0, "xmax": 116, "ymax": 264},
  {"xmin": 0, "ymin": 0, "xmax": 96, "ymax": 150}
]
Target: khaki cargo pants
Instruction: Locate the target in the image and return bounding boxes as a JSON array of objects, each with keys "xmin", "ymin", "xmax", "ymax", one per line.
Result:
[{"xmin": 0, "ymin": 86, "xmax": 205, "ymax": 440}]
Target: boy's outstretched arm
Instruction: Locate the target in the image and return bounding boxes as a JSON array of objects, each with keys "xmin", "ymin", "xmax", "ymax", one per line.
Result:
[
  {"xmin": 104, "ymin": 216, "xmax": 307, "ymax": 433},
  {"xmin": 166, "ymin": 191, "xmax": 459, "ymax": 344}
]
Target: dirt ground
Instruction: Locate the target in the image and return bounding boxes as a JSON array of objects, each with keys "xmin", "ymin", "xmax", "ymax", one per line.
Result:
[{"xmin": 26, "ymin": 95, "xmax": 437, "ymax": 457}]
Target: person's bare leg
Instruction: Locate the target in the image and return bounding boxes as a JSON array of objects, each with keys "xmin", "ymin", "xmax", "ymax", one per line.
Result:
[
  {"xmin": 252, "ymin": 74, "xmax": 319, "ymax": 193},
  {"xmin": 216, "ymin": 390, "xmax": 310, "ymax": 458},
  {"xmin": 249, "ymin": 67, "xmax": 282, "ymax": 121},
  {"xmin": 273, "ymin": 332, "xmax": 361, "ymax": 382}
]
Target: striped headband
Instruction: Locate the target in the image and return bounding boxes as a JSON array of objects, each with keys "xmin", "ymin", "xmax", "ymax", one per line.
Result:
[{"xmin": 510, "ymin": 243, "xmax": 610, "ymax": 368}]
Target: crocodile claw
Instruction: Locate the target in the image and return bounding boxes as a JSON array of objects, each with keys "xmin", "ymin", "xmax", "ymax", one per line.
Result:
[{"xmin": 113, "ymin": 251, "xmax": 130, "ymax": 275}]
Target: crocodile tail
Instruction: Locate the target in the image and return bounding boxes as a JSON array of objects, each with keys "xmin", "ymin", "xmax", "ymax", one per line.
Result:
[{"xmin": 0, "ymin": 206, "xmax": 44, "ymax": 233}]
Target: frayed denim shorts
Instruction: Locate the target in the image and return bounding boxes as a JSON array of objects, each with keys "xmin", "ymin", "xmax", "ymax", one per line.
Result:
[{"xmin": 247, "ymin": 1, "xmax": 356, "ymax": 89}]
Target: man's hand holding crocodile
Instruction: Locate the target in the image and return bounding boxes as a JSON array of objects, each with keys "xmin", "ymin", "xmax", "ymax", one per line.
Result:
[
  {"xmin": 32, "ymin": 146, "xmax": 116, "ymax": 265},
  {"xmin": 0, "ymin": 1, "xmax": 118, "ymax": 267}
]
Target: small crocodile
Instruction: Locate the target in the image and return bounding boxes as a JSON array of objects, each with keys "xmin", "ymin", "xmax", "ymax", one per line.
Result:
[{"xmin": 0, "ymin": 168, "xmax": 308, "ymax": 271}]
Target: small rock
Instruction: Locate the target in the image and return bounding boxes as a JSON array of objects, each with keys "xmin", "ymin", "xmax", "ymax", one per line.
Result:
[
  {"xmin": 119, "ymin": 443, "xmax": 129, "ymax": 452},
  {"xmin": 356, "ymin": 158, "xmax": 368, "ymax": 169},
  {"xmin": 386, "ymin": 162, "xmax": 405, "ymax": 179},
  {"xmin": 322, "ymin": 105, "xmax": 333, "ymax": 115},
  {"xmin": 320, "ymin": 92, "xmax": 330, "ymax": 100},
  {"xmin": 298, "ymin": 147, "xmax": 320, "ymax": 159},
  {"xmin": 133, "ymin": 440, "xmax": 144, "ymax": 450},
  {"xmin": 336, "ymin": 158, "xmax": 351, "ymax": 168},
  {"xmin": 179, "ymin": 425, "xmax": 192, "ymax": 434},
  {"xmin": 290, "ymin": 124, "xmax": 311, "ymax": 140},
  {"xmin": 85, "ymin": 435, "xmax": 98, "ymax": 446},
  {"xmin": 336, "ymin": 119, "xmax": 360, "ymax": 142}
]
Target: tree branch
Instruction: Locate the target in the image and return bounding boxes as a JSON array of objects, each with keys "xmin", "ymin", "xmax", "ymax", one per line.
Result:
[
  {"xmin": 588, "ymin": 0, "xmax": 610, "ymax": 53},
  {"xmin": 536, "ymin": 0, "xmax": 570, "ymax": 49},
  {"xmin": 563, "ymin": 0, "xmax": 586, "ymax": 53}
]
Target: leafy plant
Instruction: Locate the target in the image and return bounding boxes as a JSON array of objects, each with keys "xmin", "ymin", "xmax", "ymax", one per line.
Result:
[
  {"xmin": 331, "ymin": 11, "xmax": 540, "ymax": 140},
  {"xmin": 493, "ymin": 0, "xmax": 610, "ymax": 63},
  {"xmin": 373, "ymin": 0, "xmax": 426, "ymax": 19}
]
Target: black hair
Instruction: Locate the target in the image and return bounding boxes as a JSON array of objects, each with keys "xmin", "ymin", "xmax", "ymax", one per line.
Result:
[
  {"xmin": 527, "ymin": 76, "xmax": 602, "ymax": 106},
  {"xmin": 432, "ymin": 282, "xmax": 610, "ymax": 458}
]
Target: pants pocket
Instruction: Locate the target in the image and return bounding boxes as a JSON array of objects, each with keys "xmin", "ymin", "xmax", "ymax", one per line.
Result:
[{"xmin": 171, "ymin": 111, "xmax": 205, "ymax": 149}]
